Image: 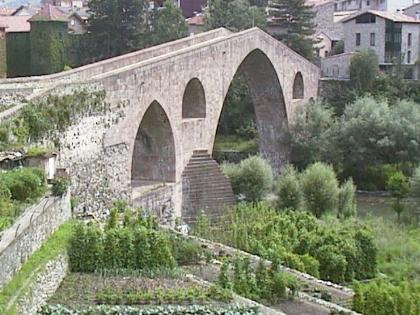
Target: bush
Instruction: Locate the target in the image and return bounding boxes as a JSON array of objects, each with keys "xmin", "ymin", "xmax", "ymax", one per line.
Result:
[
  {"xmin": 353, "ymin": 281, "xmax": 420, "ymax": 315},
  {"xmin": 337, "ymin": 179, "xmax": 357, "ymax": 219},
  {"xmin": 0, "ymin": 167, "xmax": 46, "ymax": 202},
  {"xmin": 315, "ymin": 245, "xmax": 347, "ymax": 284},
  {"xmin": 275, "ymin": 165, "xmax": 303, "ymax": 211},
  {"xmin": 409, "ymin": 166, "xmax": 420, "ymax": 198},
  {"xmin": 300, "ymin": 162, "xmax": 339, "ymax": 218},
  {"xmin": 222, "ymin": 156, "xmax": 273, "ymax": 202},
  {"xmin": 51, "ymin": 177, "xmax": 69, "ymax": 196},
  {"xmin": 170, "ymin": 235, "xmax": 204, "ymax": 265},
  {"xmin": 237, "ymin": 156, "xmax": 273, "ymax": 202}
]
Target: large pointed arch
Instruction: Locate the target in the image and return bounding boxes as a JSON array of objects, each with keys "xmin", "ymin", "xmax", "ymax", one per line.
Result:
[
  {"xmin": 131, "ymin": 100, "xmax": 176, "ymax": 184},
  {"xmin": 182, "ymin": 78, "xmax": 206, "ymax": 118},
  {"xmin": 215, "ymin": 49, "xmax": 289, "ymax": 174}
]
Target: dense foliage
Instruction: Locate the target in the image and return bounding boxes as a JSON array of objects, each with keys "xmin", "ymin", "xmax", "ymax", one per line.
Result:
[
  {"xmin": 349, "ymin": 50, "xmax": 379, "ymax": 94},
  {"xmin": 0, "ymin": 167, "xmax": 46, "ymax": 232},
  {"xmin": 194, "ymin": 203, "xmax": 377, "ymax": 284},
  {"xmin": 39, "ymin": 305, "xmax": 260, "ymax": 315},
  {"xmin": 267, "ymin": 0, "xmax": 317, "ymax": 60},
  {"xmin": 222, "ymin": 156, "xmax": 273, "ymax": 202},
  {"xmin": 205, "ymin": 0, "xmax": 266, "ymax": 32},
  {"xmin": 289, "ymin": 97, "xmax": 420, "ymax": 190},
  {"xmin": 353, "ymin": 280, "xmax": 420, "ymax": 315}
]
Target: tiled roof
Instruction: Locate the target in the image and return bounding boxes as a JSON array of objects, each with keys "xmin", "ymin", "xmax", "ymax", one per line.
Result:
[
  {"xmin": 342, "ymin": 10, "xmax": 420, "ymax": 23},
  {"xmin": 28, "ymin": 4, "xmax": 68, "ymax": 22},
  {"xmin": 187, "ymin": 14, "xmax": 204, "ymax": 26},
  {"xmin": 0, "ymin": 8, "xmax": 15, "ymax": 16},
  {"xmin": 0, "ymin": 15, "xmax": 30, "ymax": 32}
]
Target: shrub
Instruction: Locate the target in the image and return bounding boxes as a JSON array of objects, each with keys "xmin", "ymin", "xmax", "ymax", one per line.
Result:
[
  {"xmin": 409, "ymin": 166, "xmax": 420, "ymax": 198},
  {"xmin": 0, "ymin": 167, "xmax": 46, "ymax": 202},
  {"xmin": 236, "ymin": 156, "xmax": 273, "ymax": 202},
  {"xmin": 337, "ymin": 179, "xmax": 357, "ymax": 219},
  {"xmin": 387, "ymin": 171, "xmax": 409, "ymax": 222},
  {"xmin": 300, "ymin": 162, "xmax": 339, "ymax": 218},
  {"xmin": 222, "ymin": 156, "xmax": 273, "ymax": 202},
  {"xmin": 275, "ymin": 165, "xmax": 303, "ymax": 211},
  {"xmin": 353, "ymin": 281, "xmax": 420, "ymax": 315},
  {"xmin": 354, "ymin": 229, "xmax": 377, "ymax": 280},
  {"xmin": 170, "ymin": 235, "xmax": 204, "ymax": 265},
  {"xmin": 51, "ymin": 177, "xmax": 69, "ymax": 196},
  {"xmin": 315, "ymin": 245, "xmax": 347, "ymax": 284}
]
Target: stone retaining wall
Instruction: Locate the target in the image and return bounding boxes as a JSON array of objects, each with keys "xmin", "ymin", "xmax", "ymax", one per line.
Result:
[
  {"xmin": 15, "ymin": 254, "xmax": 68, "ymax": 315},
  {"xmin": 0, "ymin": 191, "xmax": 71, "ymax": 290}
]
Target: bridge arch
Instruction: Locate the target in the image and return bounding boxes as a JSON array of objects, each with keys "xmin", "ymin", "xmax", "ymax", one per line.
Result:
[
  {"xmin": 131, "ymin": 100, "xmax": 176, "ymax": 184},
  {"xmin": 293, "ymin": 72, "xmax": 304, "ymax": 99},
  {"xmin": 216, "ymin": 48, "xmax": 289, "ymax": 173},
  {"xmin": 182, "ymin": 78, "xmax": 206, "ymax": 118}
]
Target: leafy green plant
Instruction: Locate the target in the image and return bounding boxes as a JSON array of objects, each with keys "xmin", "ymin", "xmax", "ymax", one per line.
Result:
[
  {"xmin": 0, "ymin": 167, "xmax": 46, "ymax": 202},
  {"xmin": 300, "ymin": 162, "xmax": 339, "ymax": 218},
  {"xmin": 337, "ymin": 179, "xmax": 357, "ymax": 219},
  {"xmin": 275, "ymin": 165, "xmax": 303, "ymax": 211},
  {"xmin": 51, "ymin": 177, "xmax": 70, "ymax": 197},
  {"xmin": 387, "ymin": 171, "xmax": 409, "ymax": 222}
]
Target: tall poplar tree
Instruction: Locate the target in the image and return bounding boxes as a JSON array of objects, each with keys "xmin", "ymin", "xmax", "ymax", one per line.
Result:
[
  {"xmin": 87, "ymin": 0, "xmax": 149, "ymax": 60},
  {"xmin": 268, "ymin": 0, "xmax": 317, "ymax": 60}
]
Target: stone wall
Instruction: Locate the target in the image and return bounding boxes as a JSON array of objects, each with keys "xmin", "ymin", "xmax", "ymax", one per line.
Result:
[
  {"xmin": 14, "ymin": 254, "xmax": 68, "ymax": 315},
  {"xmin": 132, "ymin": 184, "xmax": 176, "ymax": 225},
  {"xmin": 0, "ymin": 191, "xmax": 71, "ymax": 290},
  {"xmin": 321, "ymin": 52, "xmax": 355, "ymax": 79}
]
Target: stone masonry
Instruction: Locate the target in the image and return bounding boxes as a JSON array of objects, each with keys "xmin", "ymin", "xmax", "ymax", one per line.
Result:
[{"xmin": 0, "ymin": 28, "xmax": 320, "ymax": 222}]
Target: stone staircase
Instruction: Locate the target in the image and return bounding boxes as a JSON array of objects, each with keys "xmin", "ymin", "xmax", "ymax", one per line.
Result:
[{"xmin": 182, "ymin": 150, "xmax": 236, "ymax": 224}]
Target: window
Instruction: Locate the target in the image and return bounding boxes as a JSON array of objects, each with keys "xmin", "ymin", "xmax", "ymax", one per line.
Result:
[
  {"xmin": 408, "ymin": 51, "xmax": 412, "ymax": 64},
  {"xmin": 356, "ymin": 33, "xmax": 361, "ymax": 46},
  {"xmin": 366, "ymin": 0, "xmax": 370, "ymax": 6},
  {"xmin": 408, "ymin": 33, "xmax": 412, "ymax": 47},
  {"xmin": 370, "ymin": 33, "xmax": 375, "ymax": 46},
  {"xmin": 356, "ymin": 13, "xmax": 376, "ymax": 23}
]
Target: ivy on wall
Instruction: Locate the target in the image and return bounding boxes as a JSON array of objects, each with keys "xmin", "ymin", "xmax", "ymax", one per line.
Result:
[
  {"xmin": 30, "ymin": 21, "xmax": 68, "ymax": 76},
  {"xmin": 6, "ymin": 32, "xmax": 31, "ymax": 78},
  {"xmin": 0, "ymin": 89, "xmax": 106, "ymax": 151}
]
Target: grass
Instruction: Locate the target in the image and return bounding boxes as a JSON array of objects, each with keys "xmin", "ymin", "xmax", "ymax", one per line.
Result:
[
  {"xmin": 26, "ymin": 146, "xmax": 54, "ymax": 158},
  {"xmin": 213, "ymin": 135, "xmax": 257, "ymax": 153},
  {"xmin": 0, "ymin": 220, "xmax": 75, "ymax": 315}
]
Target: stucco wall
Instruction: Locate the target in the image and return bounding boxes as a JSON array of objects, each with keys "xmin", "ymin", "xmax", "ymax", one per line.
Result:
[
  {"xmin": 321, "ymin": 52, "xmax": 355, "ymax": 79},
  {"xmin": 344, "ymin": 16, "xmax": 386, "ymax": 63},
  {"xmin": 0, "ymin": 191, "xmax": 71, "ymax": 290}
]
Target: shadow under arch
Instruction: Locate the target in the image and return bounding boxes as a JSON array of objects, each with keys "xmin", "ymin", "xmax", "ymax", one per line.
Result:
[
  {"xmin": 293, "ymin": 71, "xmax": 304, "ymax": 99},
  {"xmin": 216, "ymin": 49, "xmax": 289, "ymax": 174},
  {"xmin": 182, "ymin": 78, "xmax": 206, "ymax": 118},
  {"xmin": 131, "ymin": 100, "xmax": 176, "ymax": 184}
]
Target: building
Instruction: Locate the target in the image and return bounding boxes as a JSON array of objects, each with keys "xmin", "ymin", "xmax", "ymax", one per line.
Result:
[
  {"xmin": 403, "ymin": 2, "xmax": 420, "ymax": 19},
  {"xmin": 333, "ymin": 0, "xmax": 415, "ymax": 12},
  {"xmin": 342, "ymin": 10, "xmax": 420, "ymax": 79},
  {"xmin": 153, "ymin": 0, "xmax": 207, "ymax": 18}
]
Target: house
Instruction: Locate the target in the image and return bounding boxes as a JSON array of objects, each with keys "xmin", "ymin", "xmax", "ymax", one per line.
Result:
[
  {"xmin": 42, "ymin": 0, "xmax": 86, "ymax": 8},
  {"xmin": 403, "ymin": 2, "xmax": 420, "ymax": 19},
  {"xmin": 11, "ymin": 5, "xmax": 39, "ymax": 16},
  {"xmin": 341, "ymin": 10, "xmax": 420, "ymax": 79},
  {"xmin": 334, "ymin": 0, "xmax": 416, "ymax": 12},
  {"xmin": 152, "ymin": 0, "xmax": 207, "ymax": 18}
]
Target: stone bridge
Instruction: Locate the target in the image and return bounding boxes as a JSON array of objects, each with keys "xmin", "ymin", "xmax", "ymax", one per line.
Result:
[{"xmin": 0, "ymin": 28, "xmax": 320, "ymax": 223}]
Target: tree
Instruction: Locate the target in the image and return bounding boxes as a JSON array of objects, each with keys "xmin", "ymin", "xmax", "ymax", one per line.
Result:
[
  {"xmin": 149, "ymin": 0, "xmax": 188, "ymax": 46},
  {"xmin": 300, "ymin": 162, "xmax": 339, "ymax": 218},
  {"xmin": 275, "ymin": 165, "xmax": 303, "ymax": 211},
  {"xmin": 349, "ymin": 50, "xmax": 379, "ymax": 94},
  {"xmin": 267, "ymin": 0, "xmax": 317, "ymax": 60},
  {"xmin": 205, "ymin": 0, "xmax": 266, "ymax": 32},
  {"xmin": 87, "ymin": 0, "xmax": 149, "ymax": 60},
  {"xmin": 386, "ymin": 172, "xmax": 409, "ymax": 223}
]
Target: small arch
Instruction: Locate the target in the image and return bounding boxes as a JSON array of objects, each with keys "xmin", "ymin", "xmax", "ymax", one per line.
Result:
[
  {"xmin": 182, "ymin": 78, "xmax": 206, "ymax": 118},
  {"xmin": 293, "ymin": 72, "xmax": 304, "ymax": 99},
  {"xmin": 131, "ymin": 101, "xmax": 176, "ymax": 184}
]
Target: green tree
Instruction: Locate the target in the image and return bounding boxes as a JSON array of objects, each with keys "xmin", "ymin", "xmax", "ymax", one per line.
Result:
[
  {"xmin": 149, "ymin": 0, "xmax": 188, "ymax": 45},
  {"xmin": 205, "ymin": 0, "xmax": 266, "ymax": 32},
  {"xmin": 275, "ymin": 165, "xmax": 303, "ymax": 211},
  {"xmin": 289, "ymin": 100, "xmax": 338, "ymax": 168},
  {"xmin": 337, "ymin": 179, "xmax": 357, "ymax": 219},
  {"xmin": 387, "ymin": 172, "xmax": 409, "ymax": 222},
  {"xmin": 349, "ymin": 50, "xmax": 379, "ymax": 94},
  {"xmin": 267, "ymin": 0, "xmax": 317, "ymax": 60},
  {"xmin": 300, "ymin": 162, "xmax": 339, "ymax": 218},
  {"xmin": 87, "ymin": 0, "xmax": 149, "ymax": 60}
]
